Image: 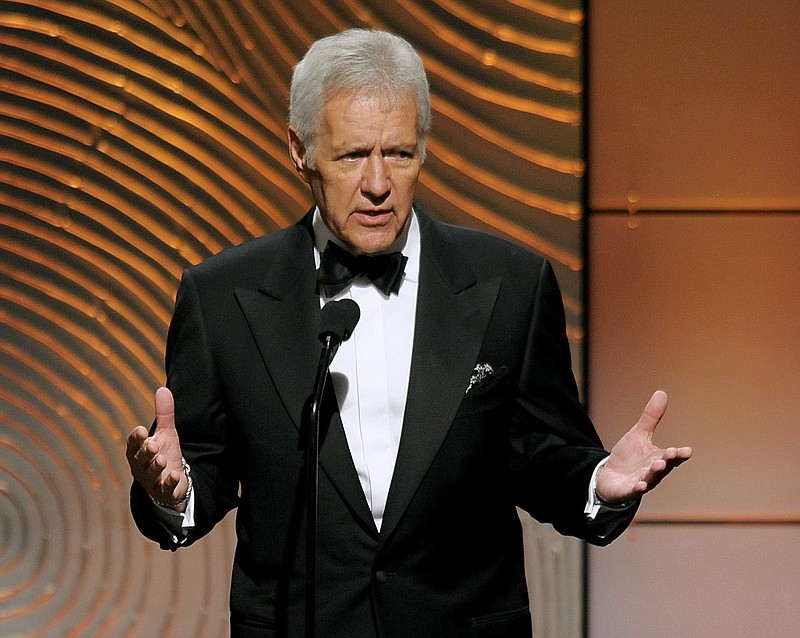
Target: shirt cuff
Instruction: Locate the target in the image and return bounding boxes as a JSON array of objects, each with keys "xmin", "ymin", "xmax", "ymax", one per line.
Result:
[
  {"xmin": 151, "ymin": 489, "xmax": 196, "ymax": 546},
  {"xmin": 585, "ymin": 456, "xmax": 637, "ymax": 519}
]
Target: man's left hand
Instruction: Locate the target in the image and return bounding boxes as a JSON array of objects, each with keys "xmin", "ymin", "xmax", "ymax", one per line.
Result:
[{"xmin": 596, "ymin": 390, "xmax": 693, "ymax": 505}]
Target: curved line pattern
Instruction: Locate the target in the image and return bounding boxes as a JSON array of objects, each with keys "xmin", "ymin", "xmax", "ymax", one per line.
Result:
[{"xmin": 0, "ymin": 1, "xmax": 585, "ymax": 635}]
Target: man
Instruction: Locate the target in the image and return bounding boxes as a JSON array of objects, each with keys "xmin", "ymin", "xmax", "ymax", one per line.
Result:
[{"xmin": 127, "ymin": 29, "xmax": 691, "ymax": 638}]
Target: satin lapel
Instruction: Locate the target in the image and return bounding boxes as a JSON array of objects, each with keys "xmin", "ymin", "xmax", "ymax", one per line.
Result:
[
  {"xmin": 380, "ymin": 216, "xmax": 501, "ymax": 539},
  {"xmin": 234, "ymin": 222, "xmax": 319, "ymax": 430},
  {"xmin": 318, "ymin": 388, "xmax": 378, "ymax": 533},
  {"xmin": 234, "ymin": 217, "xmax": 375, "ymax": 533}
]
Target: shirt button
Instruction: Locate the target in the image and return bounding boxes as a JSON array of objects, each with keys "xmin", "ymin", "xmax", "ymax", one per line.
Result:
[{"xmin": 374, "ymin": 570, "xmax": 388, "ymax": 583}]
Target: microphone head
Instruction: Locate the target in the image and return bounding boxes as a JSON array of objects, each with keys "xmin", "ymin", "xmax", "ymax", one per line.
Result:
[{"xmin": 319, "ymin": 299, "xmax": 361, "ymax": 345}]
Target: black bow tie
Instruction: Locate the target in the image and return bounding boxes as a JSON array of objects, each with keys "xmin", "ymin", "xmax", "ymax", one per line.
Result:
[{"xmin": 317, "ymin": 241, "xmax": 407, "ymax": 297}]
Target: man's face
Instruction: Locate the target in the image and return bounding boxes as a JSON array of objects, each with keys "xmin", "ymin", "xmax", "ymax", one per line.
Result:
[{"xmin": 289, "ymin": 92, "xmax": 423, "ymax": 255}]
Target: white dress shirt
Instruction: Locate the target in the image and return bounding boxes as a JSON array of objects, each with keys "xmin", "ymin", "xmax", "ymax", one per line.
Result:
[{"xmin": 313, "ymin": 208, "xmax": 419, "ymax": 531}]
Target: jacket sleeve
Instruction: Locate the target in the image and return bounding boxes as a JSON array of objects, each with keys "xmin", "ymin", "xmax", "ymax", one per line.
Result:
[
  {"xmin": 509, "ymin": 259, "xmax": 632, "ymax": 545},
  {"xmin": 130, "ymin": 267, "xmax": 240, "ymax": 549}
]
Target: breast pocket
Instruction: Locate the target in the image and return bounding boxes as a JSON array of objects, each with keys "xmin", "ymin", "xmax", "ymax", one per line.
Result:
[{"xmin": 457, "ymin": 366, "xmax": 509, "ymax": 418}]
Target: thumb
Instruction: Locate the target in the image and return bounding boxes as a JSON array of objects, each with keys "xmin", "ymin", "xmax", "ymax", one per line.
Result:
[
  {"xmin": 637, "ymin": 389, "xmax": 668, "ymax": 436},
  {"xmin": 154, "ymin": 386, "xmax": 176, "ymax": 433}
]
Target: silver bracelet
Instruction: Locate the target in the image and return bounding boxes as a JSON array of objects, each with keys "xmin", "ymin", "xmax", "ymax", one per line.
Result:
[
  {"xmin": 595, "ymin": 491, "xmax": 636, "ymax": 510},
  {"xmin": 151, "ymin": 457, "xmax": 192, "ymax": 509}
]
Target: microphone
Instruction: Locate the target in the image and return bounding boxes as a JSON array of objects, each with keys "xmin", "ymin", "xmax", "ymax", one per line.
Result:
[
  {"xmin": 318, "ymin": 298, "xmax": 360, "ymax": 348},
  {"xmin": 306, "ymin": 298, "xmax": 360, "ymax": 638},
  {"xmin": 310, "ymin": 298, "xmax": 359, "ymax": 442}
]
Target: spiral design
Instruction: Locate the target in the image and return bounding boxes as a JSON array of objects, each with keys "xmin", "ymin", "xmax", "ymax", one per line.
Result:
[{"xmin": 1, "ymin": 1, "xmax": 584, "ymax": 635}]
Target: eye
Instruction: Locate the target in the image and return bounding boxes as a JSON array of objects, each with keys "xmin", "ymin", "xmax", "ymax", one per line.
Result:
[
  {"xmin": 386, "ymin": 149, "xmax": 415, "ymax": 161},
  {"xmin": 338, "ymin": 149, "xmax": 369, "ymax": 162}
]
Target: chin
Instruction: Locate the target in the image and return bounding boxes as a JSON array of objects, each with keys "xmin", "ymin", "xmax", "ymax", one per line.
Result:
[{"xmin": 348, "ymin": 232, "xmax": 398, "ymax": 255}]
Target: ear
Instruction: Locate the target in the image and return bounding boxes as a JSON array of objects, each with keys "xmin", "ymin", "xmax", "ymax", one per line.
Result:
[{"xmin": 288, "ymin": 127, "xmax": 310, "ymax": 184}]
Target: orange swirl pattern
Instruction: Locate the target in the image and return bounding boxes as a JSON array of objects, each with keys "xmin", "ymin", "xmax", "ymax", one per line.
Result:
[{"xmin": 1, "ymin": 1, "xmax": 584, "ymax": 635}]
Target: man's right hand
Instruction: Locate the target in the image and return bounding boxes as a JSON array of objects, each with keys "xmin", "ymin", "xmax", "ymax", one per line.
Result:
[{"xmin": 126, "ymin": 387, "xmax": 189, "ymax": 511}]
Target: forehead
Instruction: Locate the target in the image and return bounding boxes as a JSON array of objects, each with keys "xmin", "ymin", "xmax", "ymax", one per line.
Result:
[{"xmin": 319, "ymin": 91, "xmax": 418, "ymax": 142}]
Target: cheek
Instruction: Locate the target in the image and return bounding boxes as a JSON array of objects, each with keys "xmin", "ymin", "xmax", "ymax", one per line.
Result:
[
  {"xmin": 313, "ymin": 175, "xmax": 351, "ymax": 204},
  {"xmin": 315, "ymin": 182, "xmax": 360, "ymax": 227},
  {"xmin": 395, "ymin": 176, "xmax": 419, "ymax": 207}
]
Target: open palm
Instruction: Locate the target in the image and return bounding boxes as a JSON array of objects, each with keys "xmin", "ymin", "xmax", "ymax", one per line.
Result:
[{"xmin": 596, "ymin": 391, "xmax": 693, "ymax": 504}]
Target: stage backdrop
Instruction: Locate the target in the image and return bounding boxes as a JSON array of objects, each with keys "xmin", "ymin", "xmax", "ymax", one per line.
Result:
[{"xmin": 1, "ymin": 2, "xmax": 587, "ymax": 636}]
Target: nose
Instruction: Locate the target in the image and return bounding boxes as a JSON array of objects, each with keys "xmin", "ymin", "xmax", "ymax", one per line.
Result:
[{"xmin": 361, "ymin": 154, "xmax": 390, "ymax": 199}]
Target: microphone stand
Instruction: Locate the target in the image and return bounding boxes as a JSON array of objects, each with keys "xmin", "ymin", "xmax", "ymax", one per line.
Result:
[
  {"xmin": 305, "ymin": 335, "xmax": 336, "ymax": 638},
  {"xmin": 304, "ymin": 297, "xmax": 359, "ymax": 638}
]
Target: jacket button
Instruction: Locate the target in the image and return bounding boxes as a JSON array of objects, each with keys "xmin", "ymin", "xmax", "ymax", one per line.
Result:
[{"xmin": 374, "ymin": 570, "xmax": 388, "ymax": 583}]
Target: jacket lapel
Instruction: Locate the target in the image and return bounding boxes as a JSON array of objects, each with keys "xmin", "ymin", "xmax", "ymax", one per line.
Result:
[
  {"xmin": 234, "ymin": 218, "xmax": 319, "ymax": 430},
  {"xmin": 234, "ymin": 213, "xmax": 376, "ymax": 532},
  {"xmin": 380, "ymin": 212, "xmax": 501, "ymax": 539}
]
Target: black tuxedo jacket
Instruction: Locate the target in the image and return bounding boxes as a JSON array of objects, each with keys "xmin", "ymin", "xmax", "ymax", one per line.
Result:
[{"xmin": 131, "ymin": 207, "xmax": 629, "ymax": 638}]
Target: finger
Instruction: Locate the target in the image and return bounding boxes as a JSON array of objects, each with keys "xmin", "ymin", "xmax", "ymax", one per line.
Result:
[
  {"xmin": 126, "ymin": 437, "xmax": 164, "ymax": 490},
  {"xmin": 132, "ymin": 436, "xmax": 160, "ymax": 471},
  {"xmin": 151, "ymin": 465, "xmax": 188, "ymax": 504},
  {"xmin": 163, "ymin": 468, "xmax": 183, "ymax": 492},
  {"xmin": 642, "ymin": 451, "xmax": 692, "ymax": 491},
  {"xmin": 125, "ymin": 426, "xmax": 149, "ymax": 461},
  {"xmin": 150, "ymin": 451, "xmax": 167, "ymax": 472},
  {"xmin": 661, "ymin": 446, "xmax": 694, "ymax": 462},
  {"xmin": 126, "ymin": 427, "xmax": 156, "ymax": 484},
  {"xmin": 154, "ymin": 387, "xmax": 176, "ymax": 433},
  {"xmin": 636, "ymin": 390, "xmax": 668, "ymax": 436},
  {"xmin": 128, "ymin": 430, "xmax": 161, "ymax": 471},
  {"xmin": 632, "ymin": 480, "xmax": 649, "ymax": 495}
]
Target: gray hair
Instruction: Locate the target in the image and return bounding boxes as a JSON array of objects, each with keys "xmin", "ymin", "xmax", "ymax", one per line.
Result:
[{"xmin": 289, "ymin": 29, "xmax": 431, "ymax": 167}]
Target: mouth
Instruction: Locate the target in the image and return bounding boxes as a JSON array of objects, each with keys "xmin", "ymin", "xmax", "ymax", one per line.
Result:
[{"xmin": 354, "ymin": 209, "xmax": 393, "ymax": 225}]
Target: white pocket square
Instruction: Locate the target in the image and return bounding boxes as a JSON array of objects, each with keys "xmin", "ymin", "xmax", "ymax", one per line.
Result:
[{"xmin": 465, "ymin": 362, "xmax": 495, "ymax": 394}]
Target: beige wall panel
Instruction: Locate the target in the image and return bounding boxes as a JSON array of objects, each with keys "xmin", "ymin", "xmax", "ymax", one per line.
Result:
[
  {"xmin": 588, "ymin": 524, "xmax": 800, "ymax": 638},
  {"xmin": 588, "ymin": 213, "xmax": 800, "ymax": 520},
  {"xmin": 589, "ymin": 2, "xmax": 800, "ymax": 210}
]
